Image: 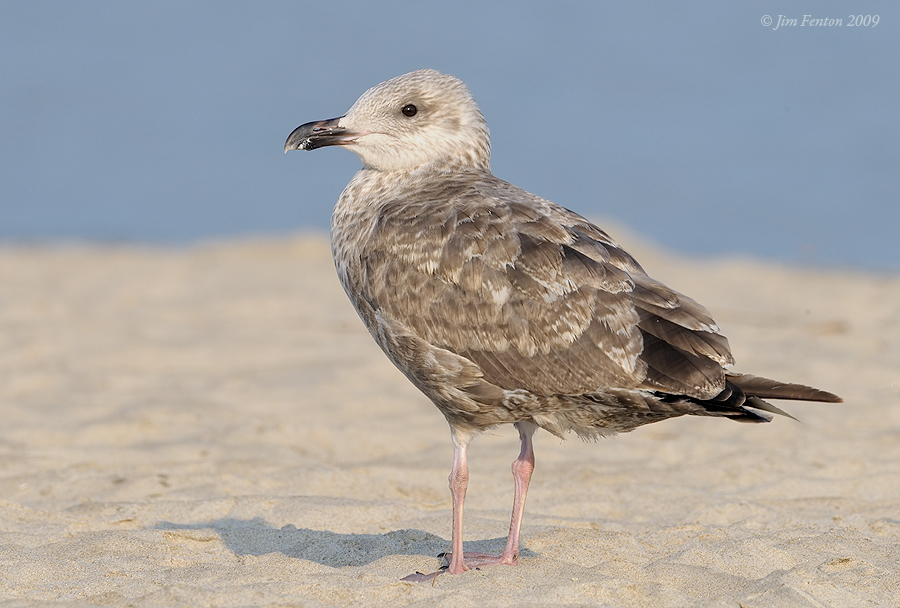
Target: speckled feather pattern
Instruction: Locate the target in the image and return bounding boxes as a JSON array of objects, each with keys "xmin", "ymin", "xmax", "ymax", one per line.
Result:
[
  {"xmin": 334, "ymin": 165, "xmax": 744, "ymax": 436},
  {"xmin": 311, "ymin": 69, "xmax": 839, "ymax": 439}
]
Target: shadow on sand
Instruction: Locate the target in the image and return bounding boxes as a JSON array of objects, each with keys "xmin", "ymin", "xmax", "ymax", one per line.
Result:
[{"xmin": 154, "ymin": 517, "xmax": 534, "ymax": 568}]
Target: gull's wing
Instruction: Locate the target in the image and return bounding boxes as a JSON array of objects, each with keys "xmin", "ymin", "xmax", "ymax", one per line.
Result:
[{"xmin": 359, "ymin": 175, "xmax": 734, "ymax": 400}]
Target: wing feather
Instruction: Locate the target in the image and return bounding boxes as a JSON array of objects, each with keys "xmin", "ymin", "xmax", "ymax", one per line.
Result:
[
  {"xmin": 639, "ymin": 333, "xmax": 725, "ymax": 398},
  {"xmin": 361, "ymin": 174, "xmax": 733, "ymax": 399},
  {"xmin": 638, "ymin": 313, "xmax": 734, "ymax": 366}
]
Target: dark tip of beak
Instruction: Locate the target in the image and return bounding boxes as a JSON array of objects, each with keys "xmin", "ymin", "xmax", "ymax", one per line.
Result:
[{"xmin": 284, "ymin": 117, "xmax": 349, "ymax": 153}]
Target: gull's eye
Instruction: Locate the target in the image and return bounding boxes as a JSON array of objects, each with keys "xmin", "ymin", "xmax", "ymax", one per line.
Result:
[{"xmin": 401, "ymin": 104, "xmax": 418, "ymax": 117}]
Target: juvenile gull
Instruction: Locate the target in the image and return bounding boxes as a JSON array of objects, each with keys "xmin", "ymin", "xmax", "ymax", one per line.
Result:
[{"xmin": 284, "ymin": 69, "xmax": 841, "ymax": 579}]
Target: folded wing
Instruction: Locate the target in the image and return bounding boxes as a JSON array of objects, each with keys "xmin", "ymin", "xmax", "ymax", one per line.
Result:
[{"xmin": 360, "ymin": 175, "xmax": 736, "ymax": 400}]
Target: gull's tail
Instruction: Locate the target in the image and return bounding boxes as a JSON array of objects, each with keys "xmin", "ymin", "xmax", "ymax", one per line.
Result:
[
  {"xmin": 677, "ymin": 373, "xmax": 842, "ymax": 423},
  {"xmin": 727, "ymin": 373, "xmax": 843, "ymax": 403}
]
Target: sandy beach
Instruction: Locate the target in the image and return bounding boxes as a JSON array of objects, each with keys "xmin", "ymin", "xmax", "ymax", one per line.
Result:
[{"xmin": 1, "ymin": 230, "xmax": 898, "ymax": 607}]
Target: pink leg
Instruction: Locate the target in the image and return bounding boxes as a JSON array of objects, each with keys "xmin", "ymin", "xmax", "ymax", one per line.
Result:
[
  {"xmin": 401, "ymin": 423, "xmax": 537, "ymax": 582},
  {"xmin": 446, "ymin": 427, "xmax": 472, "ymax": 574},
  {"xmin": 500, "ymin": 421, "xmax": 537, "ymax": 564},
  {"xmin": 401, "ymin": 427, "xmax": 473, "ymax": 582}
]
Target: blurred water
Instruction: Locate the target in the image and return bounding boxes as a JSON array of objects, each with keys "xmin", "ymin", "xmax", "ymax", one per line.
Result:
[{"xmin": 1, "ymin": 1, "xmax": 897, "ymax": 269}]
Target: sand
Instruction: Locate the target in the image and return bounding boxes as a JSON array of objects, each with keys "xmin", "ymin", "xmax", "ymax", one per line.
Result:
[{"xmin": 0, "ymin": 230, "xmax": 898, "ymax": 607}]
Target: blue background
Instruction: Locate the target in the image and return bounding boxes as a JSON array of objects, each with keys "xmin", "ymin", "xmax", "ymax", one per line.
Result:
[{"xmin": 2, "ymin": 1, "xmax": 897, "ymax": 269}]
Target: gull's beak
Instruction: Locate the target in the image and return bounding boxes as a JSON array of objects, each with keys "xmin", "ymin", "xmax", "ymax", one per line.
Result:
[{"xmin": 284, "ymin": 117, "xmax": 360, "ymax": 153}]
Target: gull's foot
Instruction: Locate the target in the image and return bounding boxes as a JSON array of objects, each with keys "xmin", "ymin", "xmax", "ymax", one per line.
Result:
[
  {"xmin": 441, "ymin": 551, "xmax": 517, "ymax": 570},
  {"xmin": 400, "ymin": 552, "xmax": 517, "ymax": 582}
]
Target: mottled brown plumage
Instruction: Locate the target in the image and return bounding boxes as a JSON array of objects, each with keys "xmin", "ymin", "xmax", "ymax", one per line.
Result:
[{"xmin": 284, "ymin": 69, "xmax": 841, "ymax": 579}]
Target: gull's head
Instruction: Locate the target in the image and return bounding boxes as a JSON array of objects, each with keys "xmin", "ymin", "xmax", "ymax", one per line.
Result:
[{"xmin": 285, "ymin": 69, "xmax": 490, "ymax": 172}]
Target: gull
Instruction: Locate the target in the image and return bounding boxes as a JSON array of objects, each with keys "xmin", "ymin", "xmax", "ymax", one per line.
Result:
[{"xmin": 284, "ymin": 69, "xmax": 841, "ymax": 580}]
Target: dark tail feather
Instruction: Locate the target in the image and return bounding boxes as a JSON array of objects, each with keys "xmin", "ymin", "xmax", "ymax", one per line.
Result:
[
  {"xmin": 743, "ymin": 396, "xmax": 798, "ymax": 421},
  {"xmin": 727, "ymin": 373, "xmax": 843, "ymax": 403},
  {"xmin": 656, "ymin": 373, "xmax": 841, "ymax": 424}
]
